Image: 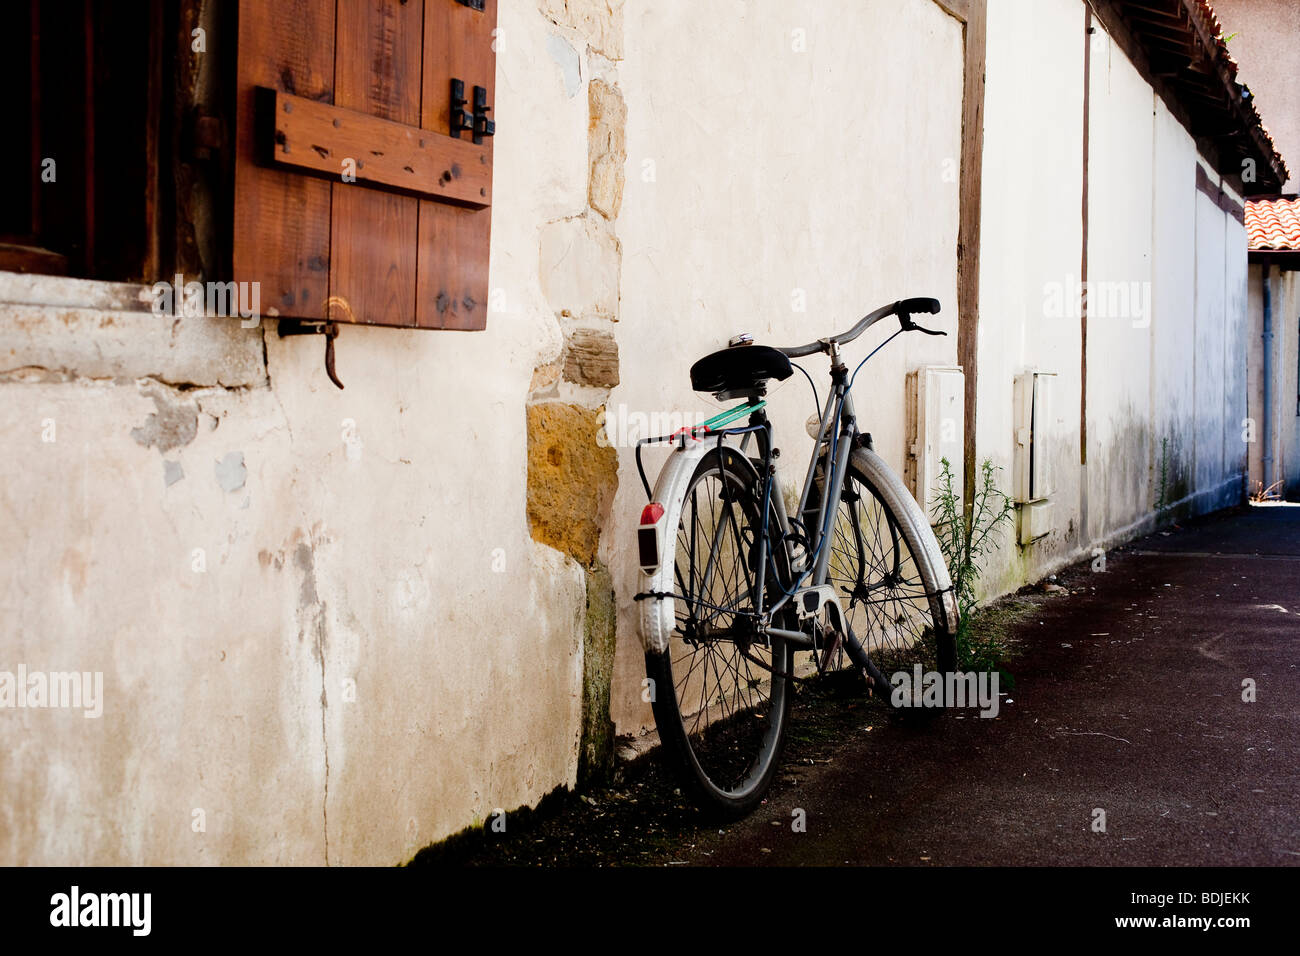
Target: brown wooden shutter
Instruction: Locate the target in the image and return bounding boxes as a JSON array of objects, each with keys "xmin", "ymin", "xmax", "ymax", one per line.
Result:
[{"xmin": 232, "ymin": 0, "xmax": 496, "ymax": 331}]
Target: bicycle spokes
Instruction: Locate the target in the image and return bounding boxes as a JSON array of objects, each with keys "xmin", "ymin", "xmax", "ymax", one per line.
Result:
[
  {"xmin": 662, "ymin": 462, "xmax": 788, "ymax": 798},
  {"xmin": 830, "ymin": 476, "xmax": 935, "ymax": 670}
]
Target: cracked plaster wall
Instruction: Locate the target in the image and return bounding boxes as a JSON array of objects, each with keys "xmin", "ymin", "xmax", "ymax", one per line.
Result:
[{"xmin": 0, "ymin": 0, "xmax": 609, "ymax": 865}]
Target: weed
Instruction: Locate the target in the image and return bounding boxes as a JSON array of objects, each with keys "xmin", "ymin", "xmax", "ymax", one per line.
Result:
[
  {"xmin": 930, "ymin": 457, "xmax": 1016, "ymax": 676},
  {"xmin": 1155, "ymin": 436, "xmax": 1170, "ymax": 511},
  {"xmin": 1250, "ymin": 479, "xmax": 1284, "ymax": 503}
]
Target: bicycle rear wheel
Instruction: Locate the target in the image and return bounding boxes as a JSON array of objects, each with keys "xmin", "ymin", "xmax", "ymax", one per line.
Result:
[{"xmin": 644, "ymin": 446, "xmax": 793, "ymax": 817}]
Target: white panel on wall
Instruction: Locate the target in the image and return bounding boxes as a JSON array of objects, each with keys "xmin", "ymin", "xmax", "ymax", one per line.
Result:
[
  {"xmin": 1015, "ymin": 370, "xmax": 1057, "ymax": 543},
  {"xmin": 907, "ymin": 365, "xmax": 965, "ymax": 521},
  {"xmin": 1014, "ymin": 370, "xmax": 1058, "ymax": 503}
]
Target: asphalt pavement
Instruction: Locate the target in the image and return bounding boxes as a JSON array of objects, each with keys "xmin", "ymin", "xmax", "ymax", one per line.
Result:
[{"xmin": 695, "ymin": 504, "xmax": 1300, "ymax": 866}]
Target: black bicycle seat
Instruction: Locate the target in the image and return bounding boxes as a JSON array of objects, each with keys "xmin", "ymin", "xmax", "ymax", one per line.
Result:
[{"xmin": 690, "ymin": 344, "xmax": 793, "ymax": 399}]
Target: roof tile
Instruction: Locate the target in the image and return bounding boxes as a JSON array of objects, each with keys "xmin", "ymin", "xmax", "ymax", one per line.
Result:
[{"xmin": 1245, "ymin": 198, "xmax": 1300, "ymax": 251}]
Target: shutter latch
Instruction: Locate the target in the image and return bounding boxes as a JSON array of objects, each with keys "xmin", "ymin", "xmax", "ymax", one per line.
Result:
[
  {"xmin": 451, "ymin": 80, "xmax": 494, "ymax": 145},
  {"xmin": 277, "ymin": 320, "xmax": 345, "ymax": 390},
  {"xmin": 449, "ymin": 79, "xmax": 474, "ymax": 139},
  {"xmin": 472, "ymin": 85, "xmax": 495, "ymax": 145}
]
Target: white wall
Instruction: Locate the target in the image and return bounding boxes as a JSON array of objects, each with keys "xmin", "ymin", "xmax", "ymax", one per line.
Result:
[
  {"xmin": 977, "ymin": 0, "xmax": 1085, "ymax": 589},
  {"xmin": 1151, "ymin": 102, "xmax": 1200, "ymax": 515},
  {"xmin": 1224, "ymin": 187, "xmax": 1252, "ymax": 506},
  {"xmin": 977, "ymin": 0, "xmax": 1250, "ymax": 599},
  {"xmin": 1084, "ymin": 23, "xmax": 1156, "ymax": 540},
  {"xmin": 0, "ymin": 0, "xmax": 600, "ymax": 866},
  {"xmin": 607, "ymin": 0, "xmax": 964, "ymax": 735},
  {"xmin": 0, "ymin": 0, "xmax": 1265, "ymax": 864}
]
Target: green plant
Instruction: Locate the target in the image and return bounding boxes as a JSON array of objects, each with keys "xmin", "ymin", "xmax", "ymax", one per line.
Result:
[
  {"xmin": 1155, "ymin": 436, "xmax": 1170, "ymax": 511},
  {"xmin": 930, "ymin": 457, "xmax": 1016, "ymax": 673}
]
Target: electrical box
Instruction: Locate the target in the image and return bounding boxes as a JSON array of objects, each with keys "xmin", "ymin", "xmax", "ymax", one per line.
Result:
[
  {"xmin": 906, "ymin": 366, "xmax": 964, "ymax": 523},
  {"xmin": 1014, "ymin": 370, "xmax": 1056, "ymax": 544}
]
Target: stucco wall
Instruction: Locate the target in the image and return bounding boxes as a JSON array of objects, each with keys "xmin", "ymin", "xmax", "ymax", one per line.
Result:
[
  {"xmin": 0, "ymin": 0, "xmax": 609, "ymax": 866},
  {"xmin": 976, "ymin": 0, "xmax": 1085, "ymax": 536},
  {"xmin": 1247, "ymin": 264, "xmax": 1300, "ymax": 496},
  {"xmin": 0, "ymin": 0, "xmax": 1266, "ymax": 865},
  {"xmin": 977, "ymin": 0, "xmax": 1086, "ymax": 594},
  {"xmin": 2, "ymin": 0, "xmax": 964, "ymax": 863},
  {"xmin": 1080, "ymin": 17, "xmax": 1151, "ymax": 542},
  {"xmin": 1150, "ymin": 103, "xmax": 1200, "ymax": 519},
  {"xmin": 1280, "ymin": 271, "xmax": 1300, "ymax": 490},
  {"xmin": 606, "ymin": 0, "xmax": 964, "ymax": 736},
  {"xmin": 977, "ymin": 0, "xmax": 1250, "ymax": 600}
]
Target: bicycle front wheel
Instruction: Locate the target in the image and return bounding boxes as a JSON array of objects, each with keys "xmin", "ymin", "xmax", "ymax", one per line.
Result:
[
  {"xmin": 827, "ymin": 448, "xmax": 958, "ymax": 697},
  {"xmin": 644, "ymin": 446, "xmax": 793, "ymax": 817}
]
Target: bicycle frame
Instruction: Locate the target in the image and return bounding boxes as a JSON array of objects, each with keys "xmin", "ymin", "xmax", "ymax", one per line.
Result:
[
  {"xmin": 637, "ymin": 298, "xmax": 947, "ymax": 658},
  {"xmin": 740, "ymin": 340, "xmax": 859, "ymax": 649}
]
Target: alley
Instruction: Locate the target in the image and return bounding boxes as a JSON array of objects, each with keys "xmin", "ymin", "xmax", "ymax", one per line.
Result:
[
  {"xmin": 697, "ymin": 505, "xmax": 1300, "ymax": 866},
  {"xmin": 422, "ymin": 505, "xmax": 1300, "ymax": 866}
]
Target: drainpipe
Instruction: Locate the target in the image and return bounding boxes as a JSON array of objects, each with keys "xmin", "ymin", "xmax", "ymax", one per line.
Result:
[{"xmin": 1262, "ymin": 263, "xmax": 1273, "ymax": 487}]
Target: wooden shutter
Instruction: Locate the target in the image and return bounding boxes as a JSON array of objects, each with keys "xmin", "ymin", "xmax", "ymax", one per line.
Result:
[{"xmin": 232, "ymin": 0, "xmax": 496, "ymax": 330}]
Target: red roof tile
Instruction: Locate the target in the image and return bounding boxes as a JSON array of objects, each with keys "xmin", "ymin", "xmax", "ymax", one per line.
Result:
[{"xmin": 1245, "ymin": 199, "xmax": 1300, "ymax": 251}]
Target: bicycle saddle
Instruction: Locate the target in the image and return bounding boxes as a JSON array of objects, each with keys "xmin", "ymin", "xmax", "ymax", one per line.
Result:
[{"xmin": 690, "ymin": 343, "xmax": 793, "ymax": 400}]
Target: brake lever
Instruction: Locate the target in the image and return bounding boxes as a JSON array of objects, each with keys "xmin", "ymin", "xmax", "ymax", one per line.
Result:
[{"xmin": 898, "ymin": 312, "xmax": 948, "ymax": 336}]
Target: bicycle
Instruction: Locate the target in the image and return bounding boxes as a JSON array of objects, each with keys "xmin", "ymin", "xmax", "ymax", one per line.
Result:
[{"xmin": 634, "ymin": 297, "xmax": 961, "ymax": 816}]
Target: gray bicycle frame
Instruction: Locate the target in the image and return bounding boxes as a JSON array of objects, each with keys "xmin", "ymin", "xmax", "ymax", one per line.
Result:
[{"xmin": 740, "ymin": 301, "xmax": 903, "ymax": 646}]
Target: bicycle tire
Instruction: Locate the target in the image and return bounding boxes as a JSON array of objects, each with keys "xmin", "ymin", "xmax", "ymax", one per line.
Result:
[
  {"xmin": 643, "ymin": 446, "xmax": 794, "ymax": 817},
  {"xmin": 824, "ymin": 448, "xmax": 958, "ymax": 705}
]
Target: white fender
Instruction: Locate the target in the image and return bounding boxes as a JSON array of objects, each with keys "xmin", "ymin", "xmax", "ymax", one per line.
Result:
[{"xmin": 638, "ymin": 439, "xmax": 721, "ymax": 655}]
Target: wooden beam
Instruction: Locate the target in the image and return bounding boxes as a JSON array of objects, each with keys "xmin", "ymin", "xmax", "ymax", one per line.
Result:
[
  {"xmin": 265, "ymin": 89, "xmax": 491, "ymax": 208},
  {"xmin": 1249, "ymin": 250, "xmax": 1300, "ymax": 270},
  {"xmin": 0, "ymin": 242, "xmax": 68, "ymax": 275},
  {"xmin": 142, "ymin": 0, "xmax": 162, "ymax": 282},
  {"xmin": 1124, "ymin": 0, "xmax": 1185, "ymax": 22},
  {"xmin": 930, "ymin": 0, "xmax": 976, "ymax": 20},
  {"xmin": 1196, "ymin": 163, "xmax": 1246, "ymax": 224},
  {"xmin": 930, "ymin": 0, "xmax": 986, "ymax": 513},
  {"xmin": 29, "ymin": 0, "xmax": 41, "ymax": 238},
  {"xmin": 82, "ymin": 0, "xmax": 94, "ymax": 276},
  {"xmin": 1129, "ymin": 20, "xmax": 1197, "ymax": 47}
]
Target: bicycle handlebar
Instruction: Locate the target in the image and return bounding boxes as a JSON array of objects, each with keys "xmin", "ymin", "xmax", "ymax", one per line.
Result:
[{"xmin": 776, "ymin": 297, "xmax": 943, "ymax": 358}]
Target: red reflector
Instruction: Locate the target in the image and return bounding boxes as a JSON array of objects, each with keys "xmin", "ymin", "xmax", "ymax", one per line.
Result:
[{"xmin": 640, "ymin": 502, "xmax": 665, "ymax": 525}]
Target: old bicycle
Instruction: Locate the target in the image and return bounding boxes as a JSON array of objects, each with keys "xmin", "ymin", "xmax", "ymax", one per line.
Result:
[{"xmin": 634, "ymin": 298, "xmax": 960, "ymax": 816}]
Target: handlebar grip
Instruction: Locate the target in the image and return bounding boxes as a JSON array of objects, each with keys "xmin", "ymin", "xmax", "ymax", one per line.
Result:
[{"xmin": 897, "ymin": 297, "xmax": 941, "ymax": 316}]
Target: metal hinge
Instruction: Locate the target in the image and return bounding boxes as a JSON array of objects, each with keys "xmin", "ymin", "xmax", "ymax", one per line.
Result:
[{"xmin": 186, "ymin": 110, "xmax": 226, "ymax": 161}]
